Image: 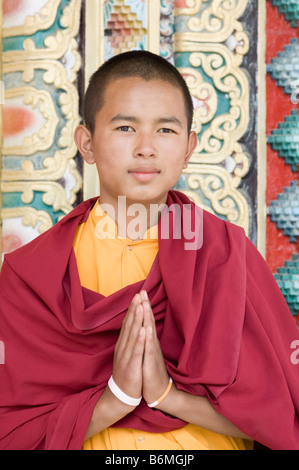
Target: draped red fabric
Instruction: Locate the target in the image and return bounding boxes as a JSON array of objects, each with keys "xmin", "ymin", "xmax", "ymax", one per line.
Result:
[{"xmin": 0, "ymin": 190, "xmax": 298, "ymax": 450}]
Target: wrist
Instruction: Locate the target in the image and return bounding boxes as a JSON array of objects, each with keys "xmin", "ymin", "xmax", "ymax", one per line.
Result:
[
  {"xmin": 99, "ymin": 386, "xmax": 137, "ymax": 420},
  {"xmin": 108, "ymin": 375, "xmax": 142, "ymax": 407},
  {"xmin": 85, "ymin": 386, "xmax": 135, "ymax": 441},
  {"xmin": 154, "ymin": 381, "xmax": 183, "ymax": 414},
  {"xmin": 147, "ymin": 377, "xmax": 173, "ymax": 408}
]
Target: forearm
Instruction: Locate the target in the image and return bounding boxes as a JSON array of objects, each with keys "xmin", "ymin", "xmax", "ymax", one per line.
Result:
[
  {"xmin": 85, "ymin": 386, "xmax": 249, "ymax": 443},
  {"xmin": 156, "ymin": 385, "xmax": 250, "ymax": 440},
  {"xmin": 84, "ymin": 387, "xmax": 134, "ymax": 441}
]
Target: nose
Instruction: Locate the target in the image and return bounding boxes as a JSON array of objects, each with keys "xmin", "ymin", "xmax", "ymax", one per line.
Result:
[{"xmin": 133, "ymin": 131, "xmax": 157, "ymax": 159}]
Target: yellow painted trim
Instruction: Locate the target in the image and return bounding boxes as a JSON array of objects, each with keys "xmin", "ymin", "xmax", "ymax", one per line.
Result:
[
  {"xmin": 147, "ymin": 0, "xmax": 161, "ymax": 54},
  {"xmin": 83, "ymin": 0, "xmax": 104, "ymax": 200}
]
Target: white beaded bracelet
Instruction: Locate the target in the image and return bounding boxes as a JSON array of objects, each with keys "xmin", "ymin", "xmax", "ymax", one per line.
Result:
[{"xmin": 108, "ymin": 376, "xmax": 142, "ymax": 407}]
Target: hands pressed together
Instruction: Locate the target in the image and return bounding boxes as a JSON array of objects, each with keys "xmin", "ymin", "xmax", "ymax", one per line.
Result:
[
  {"xmin": 85, "ymin": 291, "xmax": 174, "ymax": 441},
  {"xmin": 85, "ymin": 291, "xmax": 250, "ymax": 441},
  {"xmin": 112, "ymin": 290, "xmax": 170, "ymax": 408}
]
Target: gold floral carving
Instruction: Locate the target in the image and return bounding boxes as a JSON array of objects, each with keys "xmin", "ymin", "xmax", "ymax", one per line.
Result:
[
  {"xmin": 2, "ymin": 207, "xmax": 53, "ymax": 234},
  {"xmin": 182, "ymin": 164, "xmax": 249, "ymax": 234},
  {"xmin": 3, "ymin": 87, "xmax": 59, "ymax": 156},
  {"xmin": 2, "ymin": 181, "xmax": 74, "ymax": 215},
  {"xmin": 177, "ymin": 45, "xmax": 250, "ymax": 164},
  {"xmin": 2, "ymin": 61, "xmax": 81, "ymax": 196},
  {"xmin": 3, "ymin": 0, "xmax": 82, "ymax": 63},
  {"xmin": 174, "ymin": 0, "xmax": 248, "ymax": 44},
  {"xmin": 2, "ymin": 0, "xmax": 82, "ymax": 219},
  {"xmin": 3, "ymin": 0, "xmax": 61, "ymax": 38},
  {"xmin": 180, "ymin": 67, "xmax": 218, "ymax": 134},
  {"xmin": 173, "ymin": 0, "xmax": 250, "ymax": 234}
]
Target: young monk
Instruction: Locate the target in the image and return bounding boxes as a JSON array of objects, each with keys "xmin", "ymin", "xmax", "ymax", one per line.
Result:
[{"xmin": 0, "ymin": 51, "xmax": 299, "ymax": 450}]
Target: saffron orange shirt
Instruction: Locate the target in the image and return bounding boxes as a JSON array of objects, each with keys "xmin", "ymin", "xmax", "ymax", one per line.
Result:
[{"xmin": 73, "ymin": 200, "xmax": 251, "ymax": 450}]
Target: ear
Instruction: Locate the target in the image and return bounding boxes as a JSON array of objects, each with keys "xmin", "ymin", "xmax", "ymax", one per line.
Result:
[
  {"xmin": 183, "ymin": 131, "xmax": 198, "ymax": 169},
  {"xmin": 74, "ymin": 124, "xmax": 95, "ymax": 164}
]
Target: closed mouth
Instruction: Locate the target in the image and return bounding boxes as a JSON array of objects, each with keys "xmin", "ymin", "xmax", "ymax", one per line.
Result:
[
  {"xmin": 128, "ymin": 167, "xmax": 160, "ymax": 174},
  {"xmin": 128, "ymin": 167, "xmax": 161, "ymax": 182}
]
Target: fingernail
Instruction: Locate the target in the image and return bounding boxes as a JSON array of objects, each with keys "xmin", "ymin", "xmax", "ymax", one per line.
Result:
[{"xmin": 140, "ymin": 290, "xmax": 148, "ymax": 301}]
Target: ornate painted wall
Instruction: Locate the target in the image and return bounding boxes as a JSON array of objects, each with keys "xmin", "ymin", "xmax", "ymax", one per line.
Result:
[
  {"xmin": 171, "ymin": 1, "xmax": 258, "ymax": 244},
  {"xmin": 0, "ymin": 1, "xmax": 298, "ymax": 321},
  {"xmin": 266, "ymin": 0, "xmax": 299, "ymax": 325},
  {"xmin": 1, "ymin": 0, "xmax": 82, "ymax": 255}
]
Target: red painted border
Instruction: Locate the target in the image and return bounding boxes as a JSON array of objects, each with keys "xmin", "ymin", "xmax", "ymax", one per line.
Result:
[{"xmin": 265, "ymin": 1, "xmax": 299, "ymax": 273}]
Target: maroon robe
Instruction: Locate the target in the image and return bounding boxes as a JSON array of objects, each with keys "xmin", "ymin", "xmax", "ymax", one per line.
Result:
[{"xmin": 0, "ymin": 190, "xmax": 298, "ymax": 450}]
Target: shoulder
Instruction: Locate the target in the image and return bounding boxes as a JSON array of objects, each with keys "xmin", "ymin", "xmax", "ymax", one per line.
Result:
[
  {"xmin": 169, "ymin": 189, "xmax": 247, "ymax": 261},
  {"xmin": 171, "ymin": 190, "xmax": 246, "ymax": 242},
  {"xmin": 202, "ymin": 209, "xmax": 247, "ymax": 268},
  {"xmin": 170, "ymin": 189, "xmax": 244, "ymax": 231},
  {"xmin": 203, "ymin": 207, "xmax": 246, "ymax": 243}
]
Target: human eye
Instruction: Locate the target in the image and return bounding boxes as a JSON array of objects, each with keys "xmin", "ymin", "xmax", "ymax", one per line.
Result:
[
  {"xmin": 117, "ymin": 125, "xmax": 134, "ymax": 132},
  {"xmin": 158, "ymin": 128, "xmax": 175, "ymax": 134}
]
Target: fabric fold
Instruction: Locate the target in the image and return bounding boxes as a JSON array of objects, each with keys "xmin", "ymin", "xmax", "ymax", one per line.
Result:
[{"xmin": 0, "ymin": 190, "xmax": 298, "ymax": 450}]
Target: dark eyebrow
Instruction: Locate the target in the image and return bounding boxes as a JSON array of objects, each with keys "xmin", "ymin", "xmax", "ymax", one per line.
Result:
[
  {"xmin": 156, "ymin": 116, "xmax": 183, "ymax": 128},
  {"xmin": 110, "ymin": 114, "xmax": 183, "ymax": 128},
  {"xmin": 110, "ymin": 114, "xmax": 138, "ymax": 123}
]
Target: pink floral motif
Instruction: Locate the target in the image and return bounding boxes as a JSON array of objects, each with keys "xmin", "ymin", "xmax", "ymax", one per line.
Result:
[
  {"xmin": 3, "ymin": 0, "xmax": 23, "ymax": 17},
  {"xmin": 173, "ymin": 0, "xmax": 188, "ymax": 8},
  {"xmin": 192, "ymin": 90, "xmax": 212, "ymax": 118},
  {"xmin": 3, "ymin": 106, "xmax": 35, "ymax": 138},
  {"xmin": 182, "ymin": 74, "xmax": 213, "ymax": 118},
  {"xmin": 1, "ymin": 233, "xmax": 23, "ymax": 255}
]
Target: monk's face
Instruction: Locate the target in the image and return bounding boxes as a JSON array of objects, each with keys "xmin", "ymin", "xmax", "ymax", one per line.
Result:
[{"xmin": 78, "ymin": 77, "xmax": 197, "ymax": 210}]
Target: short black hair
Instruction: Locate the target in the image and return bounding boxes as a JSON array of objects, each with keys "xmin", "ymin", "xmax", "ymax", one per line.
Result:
[{"xmin": 83, "ymin": 50, "xmax": 194, "ymax": 134}]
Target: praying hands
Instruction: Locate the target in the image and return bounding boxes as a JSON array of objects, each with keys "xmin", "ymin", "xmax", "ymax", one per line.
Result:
[
  {"xmin": 112, "ymin": 290, "xmax": 171, "ymax": 408},
  {"xmin": 84, "ymin": 293, "xmax": 250, "ymax": 442},
  {"xmin": 84, "ymin": 292, "xmax": 172, "ymax": 441}
]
